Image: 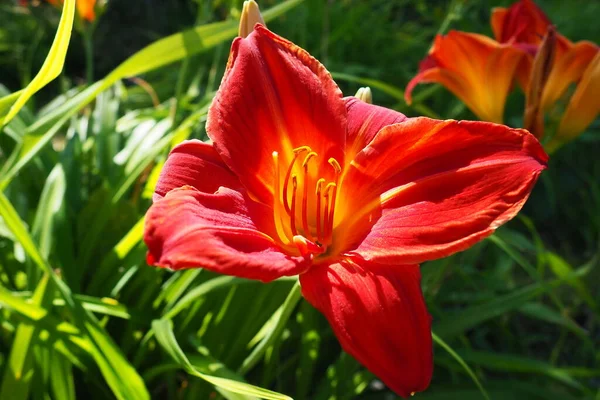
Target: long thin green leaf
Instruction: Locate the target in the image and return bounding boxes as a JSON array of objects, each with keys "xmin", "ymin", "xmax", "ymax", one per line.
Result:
[
  {"xmin": 152, "ymin": 320, "xmax": 293, "ymax": 400},
  {"xmin": 239, "ymin": 282, "xmax": 301, "ymax": 374},
  {"xmin": 0, "ymin": 192, "xmax": 150, "ymax": 400},
  {"xmin": 0, "ymin": 0, "xmax": 75, "ymax": 125},
  {"xmin": 456, "ymin": 350, "xmax": 596, "ymax": 392},
  {"xmin": 434, "ymin": 265, "xmax": 591, "ymax": 339},
  {"xmin": 0, "ymin": 0, "xmax": 304, "ymax": 189},
  {"xmin": 432, "ymin": 332, "xmax": 491, "ymax": 400},
  {"xmin": 0, "ymin": 275, "xmax": 51, "ymax": 400}
]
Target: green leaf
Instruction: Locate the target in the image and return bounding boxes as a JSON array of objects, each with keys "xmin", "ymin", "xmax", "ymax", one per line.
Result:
[
  {"xmin": 0, "ymin": 0, "xmax": 75, "ymax": 125},
  {"xmin": 518, "ymin": 302, "xmax": 588, "ymax": 337},
  {"xmin": 0, "ymin": 192, "xmax": 150, "ymax": 400},
  {"xmin": 239, "ymin": 282, "xmax": 302, "ymax": 374},
  {"xmin": 544, "ymin": 252, "xmax": 598, "ymax": 311},
  {"xmin": 0, "ymin": 275, "xmax": 52, "ymax": 400},
  {"xmin": 0, "ymin": 0, "xmax": 304, "ymax": 190},
  {"xmin": 152, "ymin": 319, "xmax": 293, "ymax": 400},
  {"xmin": 48, "ymin": 351, "xmax": 75, "ymax": 400},
  {"xmin": 432, "ymin": 332, "xmax": 491, "ymax": 400},
  {"xmin": 433, "ymin": 265, "xmax": 591, "ymax": 339},
  {"xmin": 455, "ymin": 350, "xmax": 596, "ymax": 392},
  {"xmin": 31, "ymin": 165, "xmax": 66, "ymax": 259}
]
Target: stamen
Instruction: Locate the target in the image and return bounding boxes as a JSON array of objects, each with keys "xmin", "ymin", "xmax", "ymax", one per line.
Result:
[
  {"xmin": 323, "ymin": 188, "xmax": 330, "ymax": 244},
  {"xmin": 315, "ymin": 178, "xmax": 325, "ymax": 243},
  {"xmin": 272, "ymin": 149, "xmax": 342, "ymax": 256},
  {"xmin": 272, "ymin": 152, "xmax": 291, "ymax": 245},
  {"xmin": 282, "ymin": 152, "xmax": 301, "ymax": 214},
  {"xmin": 302, "ymin": 152, "xmax": 317, "ymax": 167},
  {"xmin": 301, "ymin": 152, "xmax": 317, "ymax": 241},
  {"xmin": 290, "ymin": 175, "xmax": 298, "ymax": 236},
  {"xmin": 324, "ymin": 182, "xmax": 337, "ymax": 243},
  {"xmin": 293, "ymin": 145, "xmax": 312, "ymax": 154},
  {"xmin": 328, "ymin": 158, "xmax": 342, "ymax": 174}
]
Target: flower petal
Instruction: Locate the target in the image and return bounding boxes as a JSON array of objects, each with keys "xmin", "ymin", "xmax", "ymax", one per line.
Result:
[
  {"xmin": 207, "ymin": 25, "xmax": 346, "ymax": 205},
  {"xmin": 153, "ymin": 140, "xmax": 241, "ymax": 202},
  {"xmin": 541, "ymin": 40, "xmax": 598, "ymax": 111},
  {"xmin": 490, "ymin": 0, "xmax": 550, "ymax": 45},
  {"xmin": 336, "ymin": 118, "xmax": 547, "ymax": 265},
  {"xmin": 144, "ymin": 186, "xmax": 310, "ymax": 282},
  {"xmin": 553, "ymin": 51, "xmax": 600, "ymax": 151},
  {"xmin": 77, "ymin": 0, "xmax": 96, "ymax": 22},
  {"xmin": 300, "ymin": 260, "xmax": 432, "ymax": 398},
  {"xmin": 405, "ymin": 31, "xmax": 525, "ymax": 123},
  {"xmin": 344, "ymin": 96, "xmax": 406, "ymax": 162}
]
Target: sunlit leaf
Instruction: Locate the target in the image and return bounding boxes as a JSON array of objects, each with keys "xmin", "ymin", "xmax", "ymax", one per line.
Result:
[{"xmin": 0, "ymin": 0, "xmax": 76, "ymax": 125}]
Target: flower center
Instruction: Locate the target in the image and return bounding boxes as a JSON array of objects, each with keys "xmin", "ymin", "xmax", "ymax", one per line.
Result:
[{"xmin": 272, "ymin": 146, "xmax": 341, "ymax": 258}]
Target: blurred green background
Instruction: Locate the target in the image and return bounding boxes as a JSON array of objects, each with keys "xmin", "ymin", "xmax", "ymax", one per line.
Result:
[{"xmin": 0, "ymin": 0, "xmax": 599, "ymax": 399}]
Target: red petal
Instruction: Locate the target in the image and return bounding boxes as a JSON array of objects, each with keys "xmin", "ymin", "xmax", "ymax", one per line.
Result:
[
  {"xmin": 344, "ymin": 97, "xmax": 406, "ymax": 162},
  {"xmin": 491, "ymin": 0, "xmax": 551, "ymax": 45},
  {"xmin": 300, "ymin": 260, "xmax": 432, "ymax": 398},
  {"xmin": 144, "ymin": 186, "xmax": 310, "ymax": 282},
  {"xmin": 153, "ymin": 140, "xmax": 241, "ymax": 201},
  {"xmin": 207, "ymin": 25, "xmax": 346, "ymax": 205},
  {"xmin": 336, "ymin": 118, "xmax": 547, "ymax": 265}
]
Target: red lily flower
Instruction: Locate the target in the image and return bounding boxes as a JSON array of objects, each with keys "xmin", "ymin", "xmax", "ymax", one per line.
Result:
[
  {"xmin": 492, "ymin": 0, "xmax": 599, "ymax": 150},
  {"xmin": 144, "ymin": 25, "xmax": 547, "ymax": 397},
  {"xmin": 491, "ymin": 0, "xmax": 551, "ymax": 52}
]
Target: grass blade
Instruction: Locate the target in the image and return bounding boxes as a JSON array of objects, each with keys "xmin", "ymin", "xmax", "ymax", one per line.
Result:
[
  {"xmin": 0, "ymin": 0, "xmax": 75, "ymax": 125},
  {"xmin": 152, "ymin": 319, "xmax": 293, "ymax": 400}
]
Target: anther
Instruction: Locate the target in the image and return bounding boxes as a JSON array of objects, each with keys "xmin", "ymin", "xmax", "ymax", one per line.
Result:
[
  {"xmin": 328, "ymin": 158, "xmax": 342, "ymax": 174},
  {"xmin": 283, "ymin": 150, "xmax": 306, "ymax": 213},
  {"xmin": 293, "ymin": 146, "xmax": 311, "ymax": 154},
  {"xmin": 302, "ymin": 152, "xmax": 317, "ymax": 168}
]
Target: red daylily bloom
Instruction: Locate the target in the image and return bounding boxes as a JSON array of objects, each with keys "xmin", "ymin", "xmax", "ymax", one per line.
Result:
[
  {"xmin": 144, "ymin": 24, "xmax": 548, "ymax": 397},
  {"xmin": 492, "ymin": 0, "xmax": 599, "ymax": 149},
  {"xmin": 491, "ymin": 0, "xmax": 550, "ymax": 52},
  {"xmin": 405, "ymin": 31, "xmax": 526, "ymax": 124}
]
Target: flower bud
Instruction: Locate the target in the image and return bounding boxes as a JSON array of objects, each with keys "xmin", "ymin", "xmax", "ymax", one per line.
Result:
[
  {"xmin": 354, "ymin": 87, "xmax": 373, "ymax": 104},
  {"xmin": 239, "ymin": 0, "xmax": 265, "ymax": 38},
  {"xmin": 524, "ymin": 26, "xmax": 556, "ymax": 139}
]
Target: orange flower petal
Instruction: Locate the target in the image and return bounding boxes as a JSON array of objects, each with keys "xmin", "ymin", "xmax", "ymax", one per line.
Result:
[
  {"xmin": 552, "ymin": 51, "xmax": 600, "ymax": 150},
  {"xmin": 405, "ymin": 31, "xmax": 526, "ymax": 123},
  {"xmin": 300, "ymin": 260, "xmax": 432, "ymax": 398},
  {"xmin": 541, "ymin": 39, "xmax": 598, "ymax": 111},
  {"xmin": 207, "ymin": 25, "xmax": 346, "ymax": 205},
  {"xmin": 77, "ymin": 0, "xmax": 96, "ymax": 22}
]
